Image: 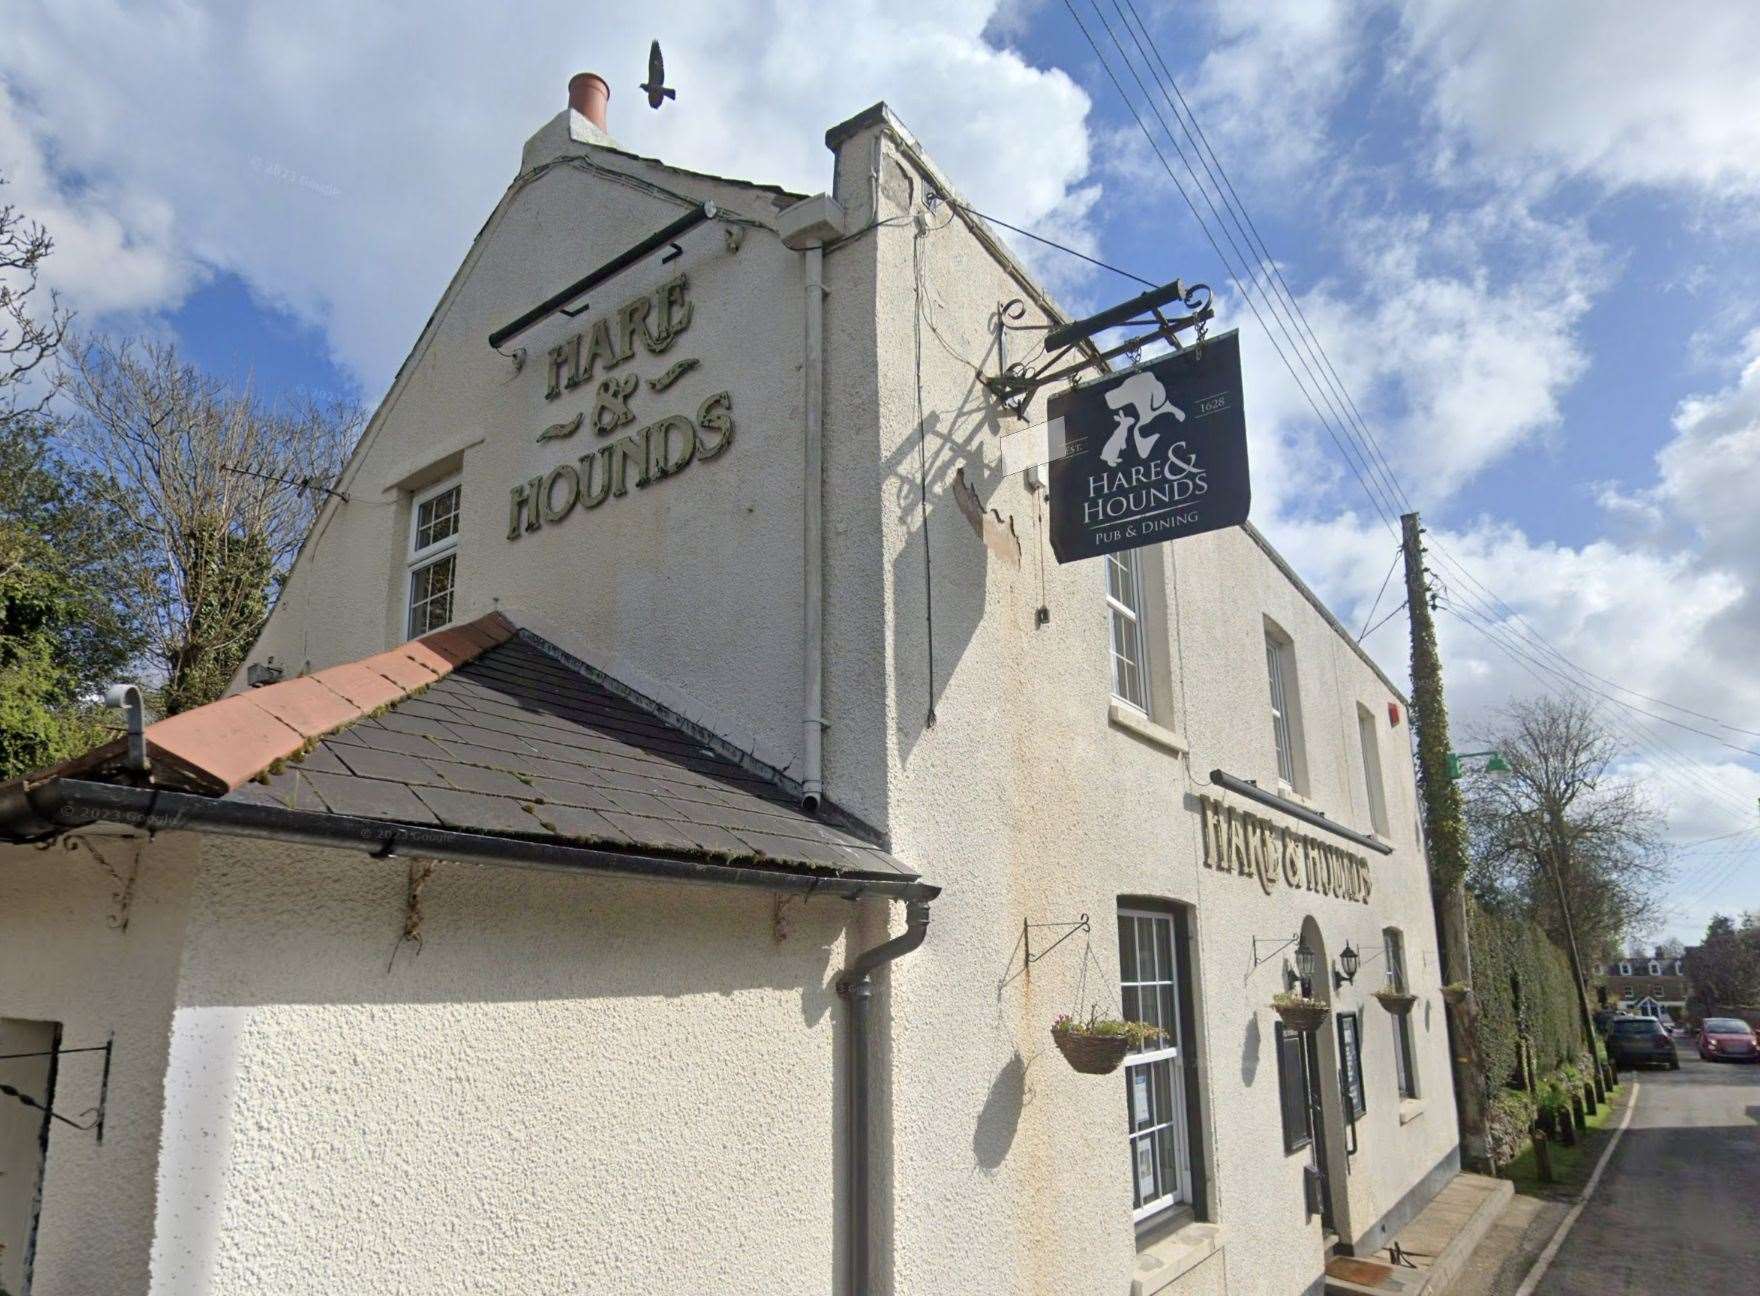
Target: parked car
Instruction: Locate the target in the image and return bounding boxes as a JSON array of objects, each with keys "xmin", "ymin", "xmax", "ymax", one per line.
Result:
[
  {"xmin": 1607, "ymin": 1016, "xmax": 1680, "ymax": 1070},
  {"xmin": 1697, "ymin": 1017, "xmax": 1760, "ymax": 1062}
]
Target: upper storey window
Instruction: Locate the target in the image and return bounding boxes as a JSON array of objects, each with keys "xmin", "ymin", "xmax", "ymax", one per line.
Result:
[
  {"xmin": 407, "ymin": 478, "xmax": 461, "ymax": 638},
  {"xmin": 1264, "ymin": 620, "xmax": 1307, "ymax": 794},
  {"xmin": 1107, "ymin": 549, "xmax": 1149, "ymax": 712}
]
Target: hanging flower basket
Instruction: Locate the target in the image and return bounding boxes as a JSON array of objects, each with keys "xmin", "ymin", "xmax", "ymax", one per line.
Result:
[
  {"xmin": 1050, "ymin": 1011, "xmax": 1162, "ymax": 1076},
  {"xmin": 1373, "ymin": 987, "xmax": 1418, "ymax": 1015},
  {"xmin": 1441, "ymin": 982, "xmax": 1479, "ymax": 1017},
  {"xmin": 1271, "ymin": 992, "xmax": 1330, "ymax": 1033}
]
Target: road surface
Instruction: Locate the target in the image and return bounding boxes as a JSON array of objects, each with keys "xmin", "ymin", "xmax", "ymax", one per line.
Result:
[{"xmin": 1537, "ymin": 1046, "xmax": 1760, "ymax": 1294}]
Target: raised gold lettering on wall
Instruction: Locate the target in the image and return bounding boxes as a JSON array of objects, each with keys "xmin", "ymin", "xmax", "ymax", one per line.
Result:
[
  {"xmin": 514, "ymin": 274, "xmax": 734, "ymax": 540},
  {"xmin": 696, "ymin": 391, "xmax": 734, "ymax": 459},
  {"xmin": 1201, "ymin": 798, "xmax": 1227, "ymax": 870},
  {"xmin": 1245, "ymin": 823, "xmax": 1265, "ymax": 888},
  {"xmin": 508, "ymin": 476, "xmax": 543, "ymax": 539},
  {"xmin": 545, "ymin": 275, "xmax": 695, "ymax": 401},
  {"xmin": 1193, "ymin": 793, "xmax": 1373, "ymax": 905}
]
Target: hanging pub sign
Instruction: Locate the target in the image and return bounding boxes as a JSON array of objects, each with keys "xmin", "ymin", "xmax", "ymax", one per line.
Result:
[{"xmin": 1046, "ymin": 330, "xmax": 1249, "ymax": 564}]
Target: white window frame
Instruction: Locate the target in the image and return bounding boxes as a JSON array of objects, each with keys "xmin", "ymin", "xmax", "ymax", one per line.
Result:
[
  {"xmin": 1119, "ymin": 908, "xmax": 1190, "ymax": 1223},
  {"xmin": 1357, "ymin": 704, "xmax": 1390, "ymax": 836},
  {"xmin": 1265, "ymin": 628, "xmax": 1300, "ymax": 790},
  {"xmin": 1106, "ymin": 550, "xmax": 1150, "ymax": 714},
  {"xmin": 1618, "ymin": 962, "xmax": 1631, "ymax": 977},
  {"xmin": 406, "ymin": 476, "xmax": 461, "ymax": 639},
  {"xmin": 1385, "ymin": 929, "xmax": 1418, "ymax": 1100}
]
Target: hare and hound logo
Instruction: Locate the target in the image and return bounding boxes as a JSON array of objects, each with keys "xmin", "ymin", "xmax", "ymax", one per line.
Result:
[{"xmin": 1047, "ymin": 331, "xmax": 1251, "ymax": 563}]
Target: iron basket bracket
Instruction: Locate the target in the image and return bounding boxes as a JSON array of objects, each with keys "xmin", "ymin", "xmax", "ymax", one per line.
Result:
[
  {"xmin": 982, "ymin": 281, "xmax": 1214, "ymax": 419},
  {"xmin": 1024, "ymin": 913, "xmax": 1091, "ymax": 966}
]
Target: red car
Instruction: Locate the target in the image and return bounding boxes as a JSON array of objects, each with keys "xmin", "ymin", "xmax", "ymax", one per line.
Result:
[{"xmin": 1696, "ymin": 1017, "xmax": 1760, "ymax": 1062}]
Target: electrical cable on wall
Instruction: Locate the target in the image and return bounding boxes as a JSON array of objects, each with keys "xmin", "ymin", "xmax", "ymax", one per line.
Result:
[{"xmin": 912, "ymin": 222, "xmax": 937, "ymax": 729}]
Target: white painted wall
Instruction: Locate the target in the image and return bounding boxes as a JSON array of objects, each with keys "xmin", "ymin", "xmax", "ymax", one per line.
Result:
[
  {"xmin": 246, "ymin": 125, "xmax": 812, "ymax": 777},
  {"xmin": 8, "ymin": 104, "xmax": 1460, "ymax": 1296},
  {"xmin": 819, "ymin": 113, "xmax": 1458, "ymax": 1295},
  {"xmin": 0, "ymin": 832, "xmax": 198, "ymax": 1296},
  {"xmin": 147, "ymin": 840, "xmax": 866, "ymax": 1296}
]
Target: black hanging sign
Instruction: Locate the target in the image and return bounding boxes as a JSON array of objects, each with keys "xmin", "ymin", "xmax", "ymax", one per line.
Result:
[{"xmin": 1046, "ymin": 330, "xmax": 1249, "ymax": 564}]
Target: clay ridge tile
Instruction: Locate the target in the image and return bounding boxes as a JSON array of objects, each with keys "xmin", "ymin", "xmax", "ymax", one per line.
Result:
[{"xmin": 140, "ymin": 612, "xmax": 513, "ymax": 795}]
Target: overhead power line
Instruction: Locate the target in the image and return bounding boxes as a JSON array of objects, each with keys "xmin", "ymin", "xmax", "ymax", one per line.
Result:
[{"xmin": 1054, "ymin": 0, "xmax": 1760, "ymax": 814}]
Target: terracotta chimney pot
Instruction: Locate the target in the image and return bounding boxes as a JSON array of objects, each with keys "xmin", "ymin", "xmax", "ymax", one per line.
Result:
[{"xmin": 568, "ymin": 73, "xmax": 611, "ymax": 132}]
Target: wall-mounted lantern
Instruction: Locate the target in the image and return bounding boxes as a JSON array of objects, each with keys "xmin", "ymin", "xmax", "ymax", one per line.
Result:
[
  {"xmin": 1292, "ymin": 940, "xmax": 1319, "ymax": 993},
  {"xmin": 1334, "ymin": 941, "xmax": 1360, "ymax": 990}
]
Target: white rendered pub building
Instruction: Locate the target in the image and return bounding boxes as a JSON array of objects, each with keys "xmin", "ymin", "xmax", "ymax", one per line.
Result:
[{"xmin": 0, "ymin": 75, "xmax": 1460, "ymax": 1295}]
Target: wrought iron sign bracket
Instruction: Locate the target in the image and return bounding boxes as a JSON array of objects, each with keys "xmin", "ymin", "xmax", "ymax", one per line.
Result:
[
  {"xmin": 983, "ymin": 279, "xmax": 1213, "ymax": 418},
  {"xmin": 1024, "ymin": 913, "xmax": 1090, "ymax": 966},
  {"xmin": 0, "ymin": 1035, "xmax": 114, "ymax": 1143}
]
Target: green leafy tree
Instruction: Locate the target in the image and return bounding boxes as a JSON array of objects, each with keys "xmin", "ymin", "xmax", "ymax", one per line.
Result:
[
  {"xmin": 0, "ymin": 419, "xmax": 148, "ymax": 776},
  {"xmin": 1686, "ymin": 914, "xmax": 1760, "ymax": 1009}
]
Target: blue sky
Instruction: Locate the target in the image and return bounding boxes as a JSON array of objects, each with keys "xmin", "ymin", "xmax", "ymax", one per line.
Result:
[{"xmin": 6, "ymin": 1, "xmax": 1760, "ymax": 947}]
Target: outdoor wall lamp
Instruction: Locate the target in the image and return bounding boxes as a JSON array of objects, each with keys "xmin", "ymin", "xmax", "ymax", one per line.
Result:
[
  {"xmin": 1334, "ymin": 941, "xmax": 1360, "ymax": 990},
  {"xmin": 1292, "ymin": 940, "xmax": 1319, "ymax": 992}
]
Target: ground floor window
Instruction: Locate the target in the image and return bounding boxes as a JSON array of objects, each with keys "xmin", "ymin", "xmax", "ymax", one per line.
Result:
[
  {"xmin": 1119, "ymin": 905, "xmax": 1205, "ymax": 1223},
  {"xmin": 1384, "ymin": 928, "xmax": 1418, "ymax": 1099}
]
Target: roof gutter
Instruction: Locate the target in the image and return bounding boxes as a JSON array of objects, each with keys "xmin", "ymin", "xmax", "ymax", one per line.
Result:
[{"xmin": 11, "ymin": 779, "xmax": 938, "ymax": 904}]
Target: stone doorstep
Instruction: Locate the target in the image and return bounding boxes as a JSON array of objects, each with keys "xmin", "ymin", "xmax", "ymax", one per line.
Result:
[{"xmin": 1324, "ymin": 1173, "xmax": 1514, "ymax": 1296}]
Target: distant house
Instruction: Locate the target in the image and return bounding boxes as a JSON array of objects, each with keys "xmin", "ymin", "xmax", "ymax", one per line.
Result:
[{"xmin": 1595, "ymin": 956, "xmax": 1688, "ymax": 1022}]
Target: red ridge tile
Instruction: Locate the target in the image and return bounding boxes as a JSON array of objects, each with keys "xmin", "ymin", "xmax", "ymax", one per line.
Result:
[
  {"xmin": 147, "ymin": 698, "xmax": 306, "ymax": 793},
  {"xmin": 248, "ymin": 675, "xmax": 361, "ymax": 739}
]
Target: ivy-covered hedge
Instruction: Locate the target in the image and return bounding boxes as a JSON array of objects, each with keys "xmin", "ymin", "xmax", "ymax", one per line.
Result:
[{"xmin": 1468, "ymin": 898, "xmax": 1585, "ymax": 1092}]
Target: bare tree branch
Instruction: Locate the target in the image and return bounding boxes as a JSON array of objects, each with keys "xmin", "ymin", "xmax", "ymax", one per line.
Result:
[
  {"xmin": 1463, "ymin": 694, "xmax": 1673, "ymax": 960},
  {"xmin": 0, "ymin": 174, "xmax": 72, "ymax": 431},
  {"xmin": 55, "ymin": 334, "xmax": 361, "ymax": 712}
]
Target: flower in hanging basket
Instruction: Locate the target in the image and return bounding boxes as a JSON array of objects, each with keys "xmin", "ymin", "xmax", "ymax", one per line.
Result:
[
  {"xmin": 1270, "ymin": 990, "xmax": 1331, "ymax": 1032},
  {"xmin": 1050, "ymin": 1009, "xmax": 1163, "ymax": 1075},
  {"xmin": 1372, "ymin": 986, "xmax": 1418, "ymax": 1014}
]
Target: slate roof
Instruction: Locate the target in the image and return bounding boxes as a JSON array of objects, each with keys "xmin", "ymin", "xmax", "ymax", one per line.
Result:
[{"xmin": 222, "ymin": 632, "xmax": 907, "ymax": 880}]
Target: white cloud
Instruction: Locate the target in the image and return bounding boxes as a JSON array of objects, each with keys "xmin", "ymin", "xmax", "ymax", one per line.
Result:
[
  {"xmin": 1396, "ymin": 1, "xmax": 1760, "ymax": 196},
  {"xmin": 1183, "ymin": 0, "xmax": 1364, "ymax": 188},
  {"xmin": 0, "ymin": 1, "xmax": 1094, "ymax": 394}
]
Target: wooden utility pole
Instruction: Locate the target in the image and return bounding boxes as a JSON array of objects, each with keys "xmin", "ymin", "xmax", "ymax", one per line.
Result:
[{"xmin": 1401, "ymin": 511, "xmax": 1488, "ymax": 1167}]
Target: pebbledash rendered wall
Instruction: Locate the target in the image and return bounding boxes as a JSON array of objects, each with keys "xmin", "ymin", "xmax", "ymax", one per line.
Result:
[
  {"xmin": 0, "ymin": 832, "xmax": 200, "ymax": 1296},
  {"xmin": 0, "ymin": 104, "xmax": 1455, "ymax": 1294},
  {"xmin": 816, "ymin": 110, "xmax": 1458, "ymax": 1294}
]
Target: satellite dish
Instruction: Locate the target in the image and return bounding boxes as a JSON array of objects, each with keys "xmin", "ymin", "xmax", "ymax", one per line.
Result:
[{"xmin": 641, "ymin": 40, "xmax": 676, "ymax": 109}]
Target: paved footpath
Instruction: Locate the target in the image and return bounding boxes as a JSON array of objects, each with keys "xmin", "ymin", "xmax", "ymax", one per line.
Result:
[{"xmin": 1535, "ymin": 1050, "xmax": 1760, "ymax": 1294}]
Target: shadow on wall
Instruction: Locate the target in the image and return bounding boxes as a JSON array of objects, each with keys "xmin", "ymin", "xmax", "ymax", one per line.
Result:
[
  {"xmin": 1241, "ymin": 1014, "xmax": 1261, "ymax": 1087},
  {"xmin": 973, "ymin": 1049, "xmax": 1029, "ymax": 1172},
  {"xmin": 886, "ymin": 289, "xmax": 1012, "ymax": 763}
]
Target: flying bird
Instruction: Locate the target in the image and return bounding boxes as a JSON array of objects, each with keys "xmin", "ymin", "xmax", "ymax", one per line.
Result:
[{"xmin": 641, "ymin": 41, "xmax": 676, "ymax": 109}]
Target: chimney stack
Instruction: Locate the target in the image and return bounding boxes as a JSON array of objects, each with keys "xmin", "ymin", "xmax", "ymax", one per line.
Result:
[{"xmin": 568, "ymin": 73, "xmax": 610, "ymax": 133}]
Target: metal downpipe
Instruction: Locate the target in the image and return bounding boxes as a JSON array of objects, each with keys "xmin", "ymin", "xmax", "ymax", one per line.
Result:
[{"xmin": 837, "ymin": 898, "xmax": 930, "ymax": 1296}]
